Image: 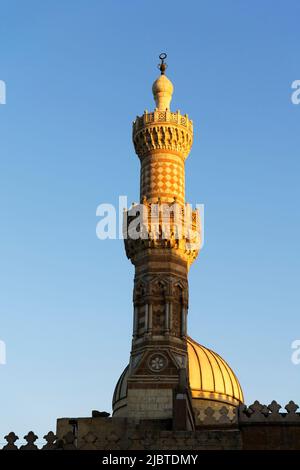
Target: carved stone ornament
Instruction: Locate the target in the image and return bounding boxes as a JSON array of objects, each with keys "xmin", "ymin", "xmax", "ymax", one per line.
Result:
[{"xmin": 148, "ymin": 353, "xmax": 167, "ymax": 372}]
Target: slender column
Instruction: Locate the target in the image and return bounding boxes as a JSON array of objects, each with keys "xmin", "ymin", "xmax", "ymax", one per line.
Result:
[
  {"xmin": 185, "ymin": 306, "xmax": 188, "ymax": 336},
  {"xmin": 144, "ymin": 304, "xmax": 149, "ymax": 333},
  {"xmin": 133, "ymin": 306, "xmax": 138, "ymax": 337},
  {"xmin": 181, "ymin": 307, "xmax": 185, "ymax": 337},
  {"xmin": 169, "ymin": 302, "xmax": 173, "ymax": 334},
  {"xmin": 165, "ymin": 302, "xmax": 170, "ymax": 333},
  {"xmin": 148, "ymin": 303, "xmax": 153, "ymax": 333},
  {"xmin": 181, "ymin": 306, "xmax": 188, "ymax": 336}
]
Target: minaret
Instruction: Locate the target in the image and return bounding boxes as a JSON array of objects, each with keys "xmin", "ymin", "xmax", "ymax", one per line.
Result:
[
  {"xmin": 56, "ymin": 55, "xmax": 244, "ymax": 441},
  {"xmin": 113, "ymin": 55, "xmax": 200, "ymax": 425}
]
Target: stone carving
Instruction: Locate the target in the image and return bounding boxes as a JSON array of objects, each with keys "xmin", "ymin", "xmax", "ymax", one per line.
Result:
[
  {"xmin": 247, "ymin": 400, "xmax": 269, "ymax": 421},
  {"xmin": 140, "ymin": 431, "xmax": 156, "ymax": 450},
  {"xmin": 150, "ymin": 279, "xmax": 167, "ymax": 297},
  {"xmin": 20, "ymin": 431, "xmax": 39, "ymax": 450},
  {"xmin": 131, "ymin": 353, "xmax": 143, "ymax": 369},
  {"xmin": 42, "ymin": 431, "xmax": 57, "ymax": 450},
  {"xmin": 148, "ymin": 353, "xmax": 167, "ymax": 372},
  {"xmin": 1, "ymin": 401, "xmax": 300, "ymax": 451},
  {"xmin": 174, "ymin": 353, "xmax": 186, "ymax": 368},
  {"xmin": 159, "ymin": 432, "xmax": 183, "ymax": 450},
  {"xmin": 285, "ymin": 400, "xmax": 300, "ymax": 421},
  {"xmin": 218, "ymin": 406, "xmax": 232, "ymax": 424},
  {"xmin": 239, "ymin": 400, "xmax": 300, "ymax": 423},
  {"xmin": 133, "ymin": 110, "xmax": 193, "ymax": 131},
  {"xmin": 195, "ymin": 405, "xmax": 237, "ymax": 426},
  {"xmin": 133, "ymin": 110, "xmax": 193, "ymax": 160},
  {"xmin": 132, "ymin": 275, "xmax": 189, "ymax": 339},
  {"xmin": 3, "ymin": 432, "xmax": 19, "ymax": 450},
  {"xmin": 202, "ymin": 407, "xmax": 218, "ymax": 425},
  {"xmin": 173, "ymin": 282, "xmax": 183, "ymax": 300},
  {"xmin": 104, "ymin": 431, "xmax": 121, "ymax": 450},
  {"xmin": 152, "ymin": 308, "xmax": 165, "ymax": 333},
  {"xmin": 79, "ymin": 432, "xmax": 98, "ymax": 450},
  {"xmin": 170, "ymin": 303, "xmax": 181, "ymax": 336},
  {"xmin": 124, "ymin": 207, "xmax": 200, "ymax": 266},
  {"xmin": 134, "ymin": 281, "xmax": 146, "ymax": 301},
  {"xmin": 268, "ymin": 400, "xmax": 283, "ymax": 421},
  {"xmin": 62, "ymin": 431, "xmax": 77, "ymax": 450}
]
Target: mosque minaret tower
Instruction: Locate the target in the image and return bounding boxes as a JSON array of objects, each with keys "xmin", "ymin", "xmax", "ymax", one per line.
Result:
[
  {"xmin": 54, "ymin": 55, "xmax": 299, "ymax": 450},
  {"xmin": 112, "ymin": 55, "xmax": 243, "ymax": 429}
]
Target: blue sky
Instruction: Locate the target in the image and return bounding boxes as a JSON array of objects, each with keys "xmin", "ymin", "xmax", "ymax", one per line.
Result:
[{"xmin": 0, "ymin": 0, "xmax": 299, "ymax": 440}]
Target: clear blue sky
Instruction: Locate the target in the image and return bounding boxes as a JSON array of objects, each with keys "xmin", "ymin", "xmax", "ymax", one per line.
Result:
[{"xmin": 0, "ymin": 0, "xmax": 299, "ymax": 440}]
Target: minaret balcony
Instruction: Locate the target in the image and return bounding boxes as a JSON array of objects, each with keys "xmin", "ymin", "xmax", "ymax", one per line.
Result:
[
  {"xmin": 123, "ymin": 202, "xmax": 200, "ymax": 268},
  {"xmin": 132, "ymin": 110, "xmax": 193, "ymax": 160}
]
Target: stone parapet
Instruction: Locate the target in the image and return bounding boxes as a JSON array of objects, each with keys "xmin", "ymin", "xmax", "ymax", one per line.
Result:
[
  {"xmin": 132, "ymin": 110, "xmax": 193, "ymax": 161},
  {"xmin": 123, "ymin": 202, "xmax": 200, "ymax": 268}
]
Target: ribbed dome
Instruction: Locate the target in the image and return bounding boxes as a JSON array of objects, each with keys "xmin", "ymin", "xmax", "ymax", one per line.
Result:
[
  {"xmin": 112, "ymin": 365, "xmax": 128, "ymax": 408},
  {"xmin": 187, "ymin": 337, "xmax": 244, "ymax": 405},
  {"xmin": 113, "ymin": 337, "xmax": 243, "ymax": 412}
]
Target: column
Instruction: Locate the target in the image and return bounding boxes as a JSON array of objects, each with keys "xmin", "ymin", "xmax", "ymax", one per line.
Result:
[
  {"xmin": 133, "ymin": 305, "xmax": 138, "ymax": 338},
  {"xmin": 148, "ymin": 303, "xmax": 153, "ymax": 333},
  {"xmin": 144, "ymin": 304, "xmax": 149, "ymax": 333},
  {"xmin": 165, "ymin": 302, "xmax": 170, "ymax": 333}
]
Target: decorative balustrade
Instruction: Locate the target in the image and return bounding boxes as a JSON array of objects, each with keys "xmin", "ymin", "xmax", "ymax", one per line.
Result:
[
  {"xmin": 133, "ymin": 110, "xmax": 193, "ymax": 133},
  {"xmin": 1, "ymin": 401, "xmax": 299, "ymax": 450},
  {"xmin": 195, "ymin": 400, "xmax": 300, "ymax": 426},
  {"xmin": 239, "ymin": 400, "xmax": 300, "ymax": 423},
  {"xmin": 132, "ymin": 110, "xmax": 193, "ymax": 159},
  {"xmin": 123, "ymin": 202, "xmax": 201, "ymax": 266}
]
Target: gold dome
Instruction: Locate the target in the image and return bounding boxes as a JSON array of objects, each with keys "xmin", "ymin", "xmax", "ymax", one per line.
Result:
[
  {"xmin": 152, "ymin": 74, "xmax": 174, "ymax": 111},
  {"xmin": 187, "ymin": 336, "xmax": 244, "ymax": 405},
  {"xmin": 113, "ymin": 337, "xmax": 243, "ymax": 413}
]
